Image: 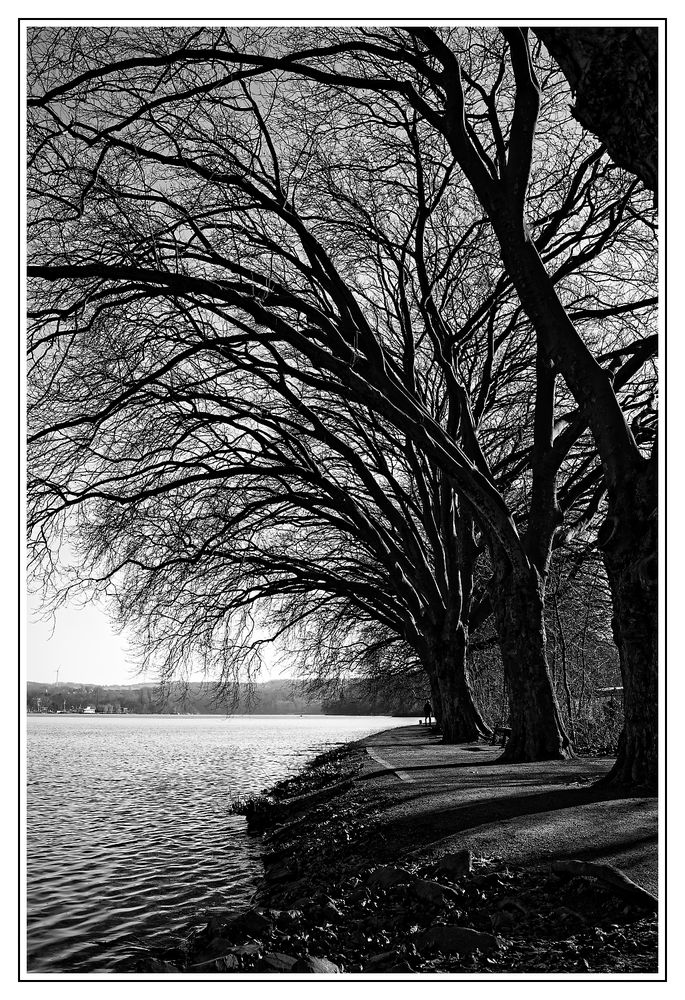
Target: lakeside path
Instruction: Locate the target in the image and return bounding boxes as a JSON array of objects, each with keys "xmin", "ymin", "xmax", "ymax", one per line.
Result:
[
  {"xmin": 173, "ymin": 722, "xmax": 658, "ymax": 974},
  {"xmin": 358, "ymin": 724, "xmax": 657, "ymax": 896}
]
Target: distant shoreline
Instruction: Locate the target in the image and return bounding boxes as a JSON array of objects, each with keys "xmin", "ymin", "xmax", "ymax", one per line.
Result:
[
  {"xmin": 26, "ymin": 711, "xmax": 411, "ymax": 718},
  {"xmin": 26, "ymin": 678, "xmax": 422, "ymax": 718}
]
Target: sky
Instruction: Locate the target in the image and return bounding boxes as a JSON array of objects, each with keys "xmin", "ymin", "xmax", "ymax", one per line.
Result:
[
  {"xmin": 27, "ymin": 593, "xmax": 150, "ymax": 686},
  {"xmin": 26, "ymin": 592, "xmax": 283, "ymax": 687}
]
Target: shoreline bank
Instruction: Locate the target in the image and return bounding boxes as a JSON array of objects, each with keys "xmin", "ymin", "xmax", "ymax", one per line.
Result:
[{"xmin": 143, "ymin": 724, "xmax": 658, "ymax": 976}]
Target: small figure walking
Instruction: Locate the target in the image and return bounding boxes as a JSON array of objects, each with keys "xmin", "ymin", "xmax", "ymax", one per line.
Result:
[{"xmin": 423, "ymin": 701, "xmax": 432, "ymax": 726}]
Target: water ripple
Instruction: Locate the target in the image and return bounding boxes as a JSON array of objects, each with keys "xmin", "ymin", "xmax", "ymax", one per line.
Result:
[{"xmin": 27, "ymin": 713, "xmax": 407, "ymax": 973}]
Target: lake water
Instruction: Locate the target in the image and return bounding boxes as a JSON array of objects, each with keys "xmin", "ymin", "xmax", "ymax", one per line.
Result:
[{"xmin": 26, "ymin": 713, "xmax": 410, "ymax": 974}]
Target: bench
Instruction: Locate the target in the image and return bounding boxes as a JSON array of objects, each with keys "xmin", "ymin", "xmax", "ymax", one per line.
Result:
[{"xmin": 491, "ymin": 725, "xmax": 512, "ymax": 747}]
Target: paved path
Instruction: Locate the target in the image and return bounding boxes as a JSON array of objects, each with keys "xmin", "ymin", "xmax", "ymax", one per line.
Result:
[{"xmin": 358, "ymin": 724, "xmax": 658, "ymax": 897}]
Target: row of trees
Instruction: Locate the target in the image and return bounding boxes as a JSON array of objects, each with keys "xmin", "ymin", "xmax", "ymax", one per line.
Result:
[
  {"xmin": 27, "ymin": 26, "xmax": 658, "ymax": 787},
  {"xmin": 25, "ymin": 679, "xmax": 329, "ymax": 714}
]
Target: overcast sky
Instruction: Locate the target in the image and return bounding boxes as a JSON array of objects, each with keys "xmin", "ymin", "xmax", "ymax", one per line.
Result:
[
  {"xmin": 27, "ymin": 594, "xmax": 147, "ymax": 686},
  {"xmin": 26, "ymin": 594, "xmax": 283, "ymax": 687}
]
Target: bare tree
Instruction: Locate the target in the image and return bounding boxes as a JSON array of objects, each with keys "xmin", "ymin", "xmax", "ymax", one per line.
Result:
[
  {"xmin": 179, "ymin": 23, "xmax": 658, "ymax": 787},
  {"xmin": 27, "ymin": 26, "xmax": 656, "ymax": 775}
]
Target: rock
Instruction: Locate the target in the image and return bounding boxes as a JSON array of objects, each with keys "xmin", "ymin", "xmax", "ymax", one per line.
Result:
[
  {"xmin": 433, "ymin": 850, "xmax": 472, "ymax": 878},
  {"xmin": 231, "ymin": 907, "xmax": 272, "ymax": 936},
  {"xmin": 274, "ymin": 908, "xmax": 304, "ymax": 929},
  {"xmin": 258, "ymin": 952, "xmax": 298, "ymax": 973},
  {"xmin": 139, "ymin": 958, "xmax": 181, "ymax": 973},
  {"xmin": 411, "ymin": 879, "xmax": 461, "ymax": 906},
  {"xmin": 263, "ymin": 846, "xmax": 294, "ymax": 864},
  {"xmin": 497, "ymin": 896, "xmax": 528, "ymax": 915},
  {"xmin": 292, "ymin": 955, "xmax": 341, "ymax": 973},
  {"xmin": 367, "ymin": 866, "xmax": 412, "ymax": 890},
  {"xmin": 472, "ymin": 871, "xmax": 501, "ymax": 888},
  {"xmin": 315, "ymin": 900, "xmax": 344, "ymax": 922},
  {"xmin": 157, "ymin": 947, "xmax": 187, "ymax": 966},
  {"xmin": 233, "ymin": 941, "xmax": 262, "ymax": 957},
  {"xmin": 201, "ymin": 935, "xmax": 231, "ymax": 958},
  {"xmin": 265, "ymin": 864, "xmax": 293, "ymax": 883},
  {"xmin": 214, "ymin": 954, "xmax": 241, "ymax": 971},
  {"xmin": 490, "ymin": 910, "xmax": 515, "ymax": 930},
  {"xmin": 550, "ymin": 906, "xmax": 585, "ymax": 922},
  {"xmin": 202, "ymin": 914, "xmax": 228, "ymax": 939},
  {"xmin": 415, "ymin": 925, "xmax": 500, "ymax": 955},
  {"xmin": 285, "ymin": 881, "xmax": 312, "ymax": 903},
  {"xmin": 384, "ymin": 960, "xmax": 415, "ymax": 973},
  {"xmin": 363, "ymin": 951, "xmax": 400, "ymax": 971}
]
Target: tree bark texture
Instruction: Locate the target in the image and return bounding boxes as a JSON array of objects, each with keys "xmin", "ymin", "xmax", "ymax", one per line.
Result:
[
  {"xmin": 601, "ymin": 462, "xmax": 658, "ymax": 790},
  {"xmin": 490, "ymin": 556, "xmax": 573, "ymax": 761},
  {"xmin": 533, "ymin": 28, "xmax": 657, "ymax": 194},
  {"xmin": 425, "ymin": 627, "xmax": 491, "ymax": 744},
  {"xmin": 428, "ymin": 671, "xmax": 443, "ymax": 729}
]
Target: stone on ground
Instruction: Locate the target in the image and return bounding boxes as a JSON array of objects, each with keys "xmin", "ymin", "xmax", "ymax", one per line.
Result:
[
  {"xmin": 293, "ymin": 955, "xmax": 341, "ymax": 973},
  {"xmin": 259, "ymin": 952, "xmax": 298, "ymax": 972},
  {"xmin": 415, "ymin": 924, "xmax": 500, "ymax": 955},
  {"xmin": 367, "ymin": 866, "xmax": 412, "ymax": 889},
  {"xmin": 231, "ymin": 907, "xmax": 272, "ymax": 936},
  {"xmin": 433, "ymin": 850, "xmax": 473, "ymax": 877},
  {"xmin": 411, "ymin": 878, "xmax": 461, "ymax": 905}
]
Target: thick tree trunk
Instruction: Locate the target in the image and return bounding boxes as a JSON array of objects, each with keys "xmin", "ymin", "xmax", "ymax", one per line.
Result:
[
  {"xmin": 437, "ymin": 664, "xmax": 491, "ymax": 744},
  {"xmin": 533, "ymin": 28, "xmax": 657, "ymax": 195},
  {"xmin": 423, "ymin": 629, "xmax": 491, "ymax": 743},
  {"xmin": 437, "ymin": 631, "xmax": 491, "ymax": 744},
  {"xmin": 601, "ymin": 464, "xmax": 658, "ymax": 790},
  {"xmin": 490, "ymin": 557, "xmax": 573, "ymax": 761},
  {"xmin": 433, "ymin": 29, "xmax": 657, "ymax": 785},
  {"xmin": 428, "ymin": 671, "xmax": 443, "ymax": 729},
  {"xmin": 487, "ymin": 214, "xmax": 655, "ymax": 781}
]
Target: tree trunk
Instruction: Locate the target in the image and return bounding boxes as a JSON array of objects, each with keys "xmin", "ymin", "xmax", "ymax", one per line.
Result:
[
  {"xmin": 423, "ymin": 628, "xmax": 491, "ymax": 743},
  {"xmin": 428, "ymin": 671, "xmax": 443, "ymax": 729},
  {"xmin": 533, "ymin": 28, "xmax": 657, "ymax": 195},
  {"xmin": 488, "ymin": 214, "xmax": 655, "ymax": 782},
  {"xmin": 490, "ymin": 556, "xmax": 573, "ymax": 761},
  {"xmin": 601, "ymin": 465, "xmax": 658, "ymax": 790},
  {"xmin": 433, "ymin": 31, "xmax": 657, "ymax": 785}
]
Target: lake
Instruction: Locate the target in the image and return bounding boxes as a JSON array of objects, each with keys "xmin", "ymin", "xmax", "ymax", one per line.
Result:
[{"xmin": 26, "ymin": 713, "xmax": 411, "ymax": 974}]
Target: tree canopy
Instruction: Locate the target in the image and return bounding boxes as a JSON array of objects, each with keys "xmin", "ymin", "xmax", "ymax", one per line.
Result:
[{"xmin": 27, "ymin": 25, "xmax": 658, "ymax": 785}]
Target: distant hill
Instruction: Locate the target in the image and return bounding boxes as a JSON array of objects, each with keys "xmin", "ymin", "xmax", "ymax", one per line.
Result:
[
  {"xmin": 26, "ymin": 679, "xmax": 323, "ymax": 715},
  {"xmin": 27, "ymin": 676, "xmax": 425, "ymax": 717},
  {"xmin": 321, "ymin": 678, "xmax": 424, "ymax": 718}
]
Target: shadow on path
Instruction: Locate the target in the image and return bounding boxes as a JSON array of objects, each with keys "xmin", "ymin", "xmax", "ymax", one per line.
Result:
[{"xmin": 357, "ymin": 725, "xmax": 658, "ymax": 895}]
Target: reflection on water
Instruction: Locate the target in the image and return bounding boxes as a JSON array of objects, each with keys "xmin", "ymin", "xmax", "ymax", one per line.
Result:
[{"xmin": 27, "ymin": 713, "xmax": 408, "ymax": 973}]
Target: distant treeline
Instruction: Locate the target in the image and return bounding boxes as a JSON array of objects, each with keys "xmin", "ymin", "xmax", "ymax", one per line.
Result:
[
  {"xmin": 322, "ymin": 683, "xmax": 423, "ymax": 717},
  {"xmin": 26, "ymin": 679, "xmax": 321, "ymax": 715},
  {"xmin": 26, "ymin": 679, "xmax": 423, "ymax": 717}
]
